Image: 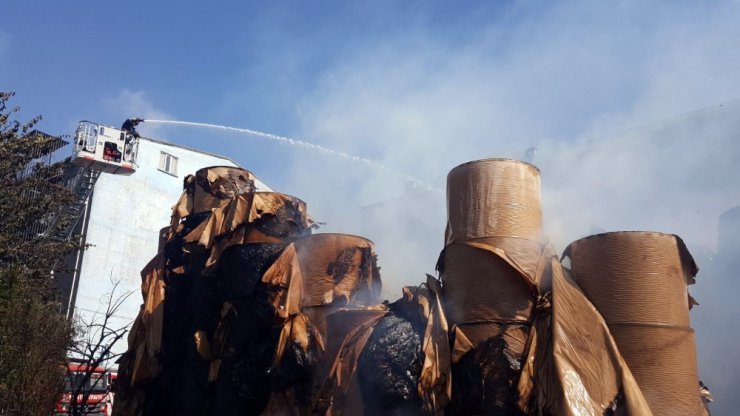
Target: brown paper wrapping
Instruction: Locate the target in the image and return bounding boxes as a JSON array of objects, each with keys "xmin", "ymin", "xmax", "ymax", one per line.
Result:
[
  {"xmin": 538, "ymin": 256, "xmax": 654, "ymax": 415},
  {"xmin": 191, "ymin": 166, "xmax": 257, "ymax": 214},
  {"xmin": 257, "ymin": 234, "xmax": 385, "ymax": 415},
  {"xmin": 261, "ymin": 234, "xmax": 383, "ymax": 369},
  {"xmin": 440, "ymin": 158, "xmax": 550, "ymax": 414},
  {"xmin": 564, "ymin": 231, "xmax": 704, "ymax": 416},
  {"xmin": 294, "ymin": 234, "xmax": 381, "ymax": 307},
  {"xmin": 564, "ymin": 231, "xmax": 696, "ymax": 327},
  {"xmin": 315, "ymin": 308, "xmax": 390, "ymax": 416},
  {"xmin": 118, "ymin": 166, "xmax": 314, "ymax": 412},
  {"xmin": 441, "ymin": 243, "xmax": 535, "ymax": 347},
  {"xmin": 405, "ymin": 276, "xmax": 452, "ymax": 414},
  {"xmin": 445, "ymin": 158, "xmax": 542, "ymax": 244},
  {"xmin": 440, "ymin": 159, "xmax": 547, "ymax": 356},
  {"xmin": 184, "ymin": 191, "xmax": 312, "ymax": 266},
  {"xmin": 610, "ymin": 325, "xmax": 701, "ymax": 414},
  {"xmin": 261, "ymin": 234, "xmax": 382, "ymax": 317},
  {"xmin": 169, "ymin": 166, "xmax": 257, "ymax": 227}
]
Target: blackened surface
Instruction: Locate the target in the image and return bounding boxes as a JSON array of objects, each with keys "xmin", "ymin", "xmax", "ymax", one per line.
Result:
[
  {"xmin": 164, "ymin": 212, "xmax": 210, "ymax": 269},
  {"xmin": 358, "ymin": 314, "xmax": 425, "ymax": 415},
  {"xmin": 329, "ymin": 247, "xmax": 358, "ymax": 283},
  {"xmin": 269, "ymin": 337, "xmax": 318, "ymax": 409},
  {"xmin": 155, "ymin": 268, "xmax": 210, "ymax": 416},
  {"xmin": 326, "ymin": 246, "xmax": 382, "ymax": 305},
  {"xmin": 195, "ymin": 167, "xmax": 255, "ymax": 198},
  {"xmin": 209, "ymin": 243, "xmax": 287, "ymax": 300},
  {"xmin": 150, "ymin": 212, "xmax": 213, "ymax": 416},
  {"xmin": 116, "ymin": 213, "xmax": 210, "ymax": 415},
  {"xmin": 206, "ymin": 243, "xmax": 290, "ymax": 415},
  {"xmin": 447, "ymin": 335, "xmax": 525, "ymax": 416},
  {"xmin": 252, "ymin": 201, "xmax": 310, "ymax": 241},
  {"xmin": 209, "ymin": 318, "xmax": 279, "ymax": 416}
]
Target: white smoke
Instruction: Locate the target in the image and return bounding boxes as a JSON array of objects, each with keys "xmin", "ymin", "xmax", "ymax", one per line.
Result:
[{"xmin": 274, "ymin": 2, "xmax": 740, "ymax": 412}]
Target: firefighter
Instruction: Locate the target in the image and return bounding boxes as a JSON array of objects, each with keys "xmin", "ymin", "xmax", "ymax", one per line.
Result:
[
  {"xmin": 121, "ymin": 117, "xmax": 143, "ymax": 138},
  {"xmin": 121, "ymin": 118, "xmax": 143, "ymax": 160}
]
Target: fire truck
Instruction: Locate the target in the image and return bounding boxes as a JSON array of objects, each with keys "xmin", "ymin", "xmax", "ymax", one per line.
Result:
[{"xmin": 53, "ymin": 363, "xmax": 116, "ymax": 415}]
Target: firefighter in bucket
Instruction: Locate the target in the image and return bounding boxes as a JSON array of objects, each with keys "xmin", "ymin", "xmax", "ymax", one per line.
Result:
[{"xmin": 121, "ymin": 117, "xmax": 143, "ymax": 162}]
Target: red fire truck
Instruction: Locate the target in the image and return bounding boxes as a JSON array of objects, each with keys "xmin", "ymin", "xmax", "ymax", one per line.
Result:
[{"xmin": 53, "ymin": 363, "xmax": 115, "ymax": 415}]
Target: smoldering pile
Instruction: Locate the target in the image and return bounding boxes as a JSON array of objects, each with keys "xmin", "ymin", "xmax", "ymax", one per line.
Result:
[
  {"xmin": 115, "ymin": 166, "xmax": 386, "ymax": 415},
  {"xmin": 115, "ymin": 161, "xmax": 712, "ymax": 416}
]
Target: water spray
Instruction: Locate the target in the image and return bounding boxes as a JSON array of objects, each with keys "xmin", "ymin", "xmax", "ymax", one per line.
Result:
[{"xmin": 144, "ymin": 119, "xmax": 435, "ymax": 190}]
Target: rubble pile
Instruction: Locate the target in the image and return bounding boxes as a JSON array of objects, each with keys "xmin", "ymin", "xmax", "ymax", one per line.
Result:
[
  {"xmin": 115, "ymin": 160, "xmax": 710, "ymax": 415},
  {"xmin": 115, "ymin": 167, "xmax": 383, "ymax": 415}
]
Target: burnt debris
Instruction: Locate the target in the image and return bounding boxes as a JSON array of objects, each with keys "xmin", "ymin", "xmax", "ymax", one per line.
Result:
[{"xmin": 114, "ymin": 161, "xmax": 710, "ymax": 416}]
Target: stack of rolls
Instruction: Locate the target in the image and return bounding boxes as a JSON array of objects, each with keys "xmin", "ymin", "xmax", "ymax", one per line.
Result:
[
  {"xmin": 117, "ymin": 165, "xmax": 387, "ymax": 416},
  {"xmin": 117, "ymin": 166, "xmax": 315, "ymax": 415},
  {"xmin": 563, "ymin": 232, "xmax": 705, "ymax": 416},
  {"xmin": 439, "ymin": 159, "xmax": 552, "ymax": 414}
]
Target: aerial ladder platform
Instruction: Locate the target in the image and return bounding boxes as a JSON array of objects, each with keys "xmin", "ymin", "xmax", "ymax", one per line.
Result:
[{"xmin": 42, "ymin": 120, "xmax": 141, "ymax": 241}]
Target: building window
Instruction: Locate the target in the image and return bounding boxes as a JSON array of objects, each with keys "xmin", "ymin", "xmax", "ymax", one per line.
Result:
[{"xmin": 159, "ymin": 152, "xmax": 178, "ymax": 176}]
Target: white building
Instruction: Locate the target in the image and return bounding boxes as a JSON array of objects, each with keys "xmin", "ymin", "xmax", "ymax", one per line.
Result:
[{"xmin": 66, "ymin": 135, "xmax": 270, "ymax": 358}]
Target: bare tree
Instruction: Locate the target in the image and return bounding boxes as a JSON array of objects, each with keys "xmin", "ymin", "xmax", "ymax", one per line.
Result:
[{"xmin": 63, "ymin": 279, "xmax": 133, "ymax": 416}]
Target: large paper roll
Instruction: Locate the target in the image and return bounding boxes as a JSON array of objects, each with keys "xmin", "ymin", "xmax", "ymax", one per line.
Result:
[
  {"xmin": 565, "ymin": 231, "xmax": 703, "ymax": 416},
  {"xmin": 445, "ymin": 158, "xmax": 542, "ymax": 245}
]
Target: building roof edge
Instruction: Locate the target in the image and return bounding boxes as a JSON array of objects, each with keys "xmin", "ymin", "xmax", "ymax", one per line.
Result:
[{"xmin": 139, "ymin": 136, "xmax": 243, "ymax": 168}]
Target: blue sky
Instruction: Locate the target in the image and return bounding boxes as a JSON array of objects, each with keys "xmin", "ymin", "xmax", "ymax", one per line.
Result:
[
  {"xmin": 3, "ymin": 2, "xmax": 525, "ymax": 181},
  {"xmin": 4, "ymin": 2, "xmax": 739, "ymax": 185},
  {"xmin": 4, "ymin": 0, "xmax": 740, "ymax": 293},
  {"xmin": 4, "ymin": 1, "xmax": 740, "ymax": 408},
  {"xmin": 4, "ymin": 2, "xmax": 740, "ymax": 268},
  {"xmin": 2, "ymin": 2, "xmax": 521, "ymax": 134}
]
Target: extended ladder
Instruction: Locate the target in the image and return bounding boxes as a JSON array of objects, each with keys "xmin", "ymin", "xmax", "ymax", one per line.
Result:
[{"xmin": 45, "ymin": 167, "xmax": 101, "ymax": 241}]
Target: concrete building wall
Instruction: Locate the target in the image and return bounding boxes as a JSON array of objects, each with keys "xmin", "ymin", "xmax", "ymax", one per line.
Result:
[{"xmin": 72, "ymin": 137, "xmax": 270, "ymax": 358}]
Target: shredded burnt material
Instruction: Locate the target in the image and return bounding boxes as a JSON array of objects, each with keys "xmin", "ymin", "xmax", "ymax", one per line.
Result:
[
  {"xmin": 326, "ymin": 247, "xmax": 357, "ymax": 283},
  {"xmin": 165, "ymin": 212, "xmax": 211, "ymax": 268},
  {"xmin": 358, "ymin": 313, "xmax": 426, "ymax": 415},
  {"xmin": 195, "ymin": 168, "xmax": 255, "ymax": 198},
  {"xmin": 208, "ymin": 321, "xmax": 280, "ymax": 416},
  {"xmin": 447, "ymin": 334, "xmax": 525, "ymax": 416},
  {"xmin": 209, "ymin": 243, "xmax": 287, "ymax": 300},
  {"xmin": 146, "ymin": 214, "xmax": 213, "ymax": 415},
  {"xmin": 148, "ymin": 242, "xmax": 288, "ymax": 416},
  {"xmin": 270, "ymin": 334, "xmax": 319, "ymax": 408},
  {"xmin": 252, "ymin": 201, "xmax": 310, "ymax": 240},
  {"xmin": 325, "ymin": 246, "xmax": 382, "ymax": 304},
  {"xmin": 206, "ymin": 243, "xmax": 290, "ymax": 415}
]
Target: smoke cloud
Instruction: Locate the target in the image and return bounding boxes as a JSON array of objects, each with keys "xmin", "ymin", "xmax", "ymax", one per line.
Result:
[
  {"xmin": 268, "ymin": 2, "xmax": 740, "ymax": 412},
  {"xmin": 102, "ymin": 89, "xmax": 174, "ymax": 138}
]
